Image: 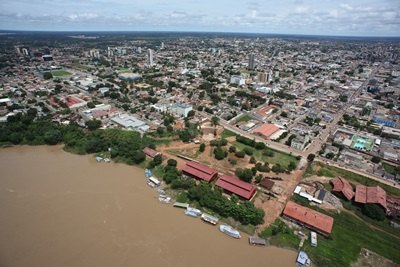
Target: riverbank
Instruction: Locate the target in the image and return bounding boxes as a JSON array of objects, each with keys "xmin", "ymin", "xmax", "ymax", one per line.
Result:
[{"xmin": 0, "ymin": 145, "xmax": 297, "ymax": 267}]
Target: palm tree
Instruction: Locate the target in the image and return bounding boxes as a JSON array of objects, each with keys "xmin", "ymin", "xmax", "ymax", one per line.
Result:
[{"xmin": 211, "ymin": 116, "xmax": 220, "ymax": 136}]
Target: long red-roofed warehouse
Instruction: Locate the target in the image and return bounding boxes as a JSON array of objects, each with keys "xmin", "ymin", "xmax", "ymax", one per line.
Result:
[
  {"xmin": 282, "ymin": 201, "xmax": 334, "ymax": 236},
  {"xmin": 182, "ymin": 161, "xmax": 218, "ymax": 183},
  {"xmin": 215, "ymin": 175, "xmax": 257, "ymax": 200}
]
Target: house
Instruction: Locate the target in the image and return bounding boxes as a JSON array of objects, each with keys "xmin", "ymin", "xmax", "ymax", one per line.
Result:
[
  {"xmin": 282, "ymin": 201, "xmax": 334, "ymax": 236},
  {"xmin": 291, "ymin": 134, "xmax": 310, "ymax": 150},
  {"xmin": 143, "ymin": 147, "xmax": 161, "ymax": 158},
  {"xmin": 182, "ymin": 161, "xmax": 218, "ymax": 183},
  {"xmin": 252, "ymin": 123, "xmax": 280, "ymax": 139},
  {"xmin": 330, "ymin": 177, "xmax": 355, "ymax": 201},
  {"xmin": 215, "ymin": 175, "xmax": 257, "ymax": 200},
  {"xmin": 259, "ymin": 178, "xmax": 275, "ymax": 191},
  {"xmin": 354, "ymin": 185, "xmax": 387, "ymax": 211}
]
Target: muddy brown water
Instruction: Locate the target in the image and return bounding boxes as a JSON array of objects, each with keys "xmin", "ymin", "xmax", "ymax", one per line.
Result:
[{"xmin": 0, "ymin": 146, "xmax": 297, "ymax": 267}]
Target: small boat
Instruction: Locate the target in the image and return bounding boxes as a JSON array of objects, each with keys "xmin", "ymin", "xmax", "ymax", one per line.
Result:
[
  {"xmin": 219, "ymin": 224, "xmax": 241, "ymax": 239},
  {"xmin": 296, "ymin": 251, "xmax": 311, "ymax": 266},
  {"xmin": 173, "ymin": 202, "xmax": 189, "ymax": 209},
  {"xmin": 104, "ymin": 158, "xmax": 111, "ymax": 163},
  {"xmin": 96, "ymin": 156, "xmax": 103, "ymax": 162},
  {"xmin": 201, "ymin": 213, "xmax": 219, "ymax": 225},
  {"xmin": 186, "ymin": 207, "xmax": 202, "ymax": 216},
  {"xmin": 157, "ymin": 189, "xmax": 166, "ymax": 195},
  {"xmin": 159, "ymin": 196, "xmax": 171, "ymax": 204},
  {"xmin": 145, "ymin": 169, "xmax": 152, "ymax": 178},
  {"xmin": 185, "ymin": 210, "xmax": 199, "ymax": 217},
  {"xmin": 147, "ymin": 181, "xmax": 156, "ymax": 188}
]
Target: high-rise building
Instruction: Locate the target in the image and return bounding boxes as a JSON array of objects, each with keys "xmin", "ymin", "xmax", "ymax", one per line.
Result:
[
  {"xmin": 147, "ymin": 49, "xmax": 154, "ymax": 67},
  {"xmin": 161, "ymin": 42, "xmax": 165, "ymax": 49},
  {"xmin": 137, "ymin": 47, "xmax": 142, "ymax": 53},
  {"xmin": 248, "ymin": 54, "xmax": 255, "ymax": 70},
  {"xmin": 257, "ymin": 72, "xmax": 267, "ymax": 83}
]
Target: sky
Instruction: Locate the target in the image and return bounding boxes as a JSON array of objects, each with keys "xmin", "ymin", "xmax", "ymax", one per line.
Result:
[{"xmin": 0, "ymin": 0, "xmax": 399, "ymax": 36}]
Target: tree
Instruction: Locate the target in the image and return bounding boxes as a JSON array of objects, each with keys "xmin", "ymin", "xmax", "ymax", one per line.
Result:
[
  {"xmin": 235, "ymin": 150, "xmax": 245, "ymax": 158},
  {"xmin": 167, "ymin": 159, "xmax": 177, "ymax": 167},
  {"xmin": 85, "ymin": 120, "xmax": 102, "ymax": 131},
  {"xmin": 371, "ymin": 156, "xmax": 381, "ymax": 164},
  {"xmin": 87, "ymin": 102, "xmax": 96, "ymax": 109},
  {"xmin": 235, "ymin": 168, "xmax": 254, "ymax": 182},
  {"xmin": 153, "ymin": 154, "xmax": 163, "ymax": 166},
  {"xmin": 43, "ymin": 72, "xmax": 53, "ymax": 80},
  {"xmin": 249, "ymin": 156, "xmax": 256, "ymax": 164},
  {"xmin": 214, "ymin": 147, "xmax": 227, "ymax": 160},
  {"xmin": 211, "ymin": 116, "xmax": 220, "ymax": 127},
  {"xmin": 362, "ymin": 204, "xmax": 386, "ymax": 221},
  {"xmin": 199, "ymin": 143, "xmax": 206, "ymax": 152},
  {"xmin": 229, "ymin": 146, "xmax": 236, "ymax": 153},
  {"xmin": 288, "ymin": 161, "xmax": 297, "ymax": 171},
  {"xmin": 187, "ymin": 110, "xmax": 195, "ymax": 118},
  {"xmin": 307, "ymin": 153, "xmax": 316, "ymax": 162}
]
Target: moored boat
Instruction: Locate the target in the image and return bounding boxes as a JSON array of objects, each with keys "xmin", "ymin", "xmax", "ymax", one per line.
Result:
[
  {"xmin": 145, "ymin": 169, "xmax": 152, "ymax": 178},
  {"xmin": 185, "ymin": 210, "xmax": 199, "ymax": 217},
  {"xmin": 201, "ymin": 213, "xmax": 219, "ymax": 225},
  {"xmin": 186, "ymin": 207, "xmax": 202, "ymax": 216},
  {"xmin": 219, "ymin": 224, "xmax": 241, "ymax": 239}
]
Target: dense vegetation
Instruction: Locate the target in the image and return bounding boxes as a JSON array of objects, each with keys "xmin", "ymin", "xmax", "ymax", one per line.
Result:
[
  {"xmin": 187, "ymin": 182, "xmax": 264, "ymax": 225},
  {"xmin": 0, "ymin": 114, "xmax": 155, "ymax": 165}
]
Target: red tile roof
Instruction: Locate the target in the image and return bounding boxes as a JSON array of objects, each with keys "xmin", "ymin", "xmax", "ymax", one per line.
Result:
[
  {"xmin": 183, "ymin": 161, "xmax": 218, "ymax": 182},
  {"xmin": 143, "ymin": 147, "xmax": 160, "ymax": 158},
  {"xmin": 260, "ymin": 178, "xmax": 275, "ymax": 190},
  {"xmin": 215, "ymin": 175, "xmax": 257, "ymax": 200},
  {"xmin": 253, "ymin": 123, "xmax": 279, "ymax": 138},
  {"xmin": 283, "ymin": 201, "xmax": 334, "ymax": 235},
  {"xmin": 330, "ymin": 177, "xmax": 355, "ymax": 200},
  {"xmin": 355, "ymin": 185, "xmax": 387, "ymax": 210}
]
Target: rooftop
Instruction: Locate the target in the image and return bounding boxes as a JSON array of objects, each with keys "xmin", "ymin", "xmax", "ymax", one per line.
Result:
[
  {"xmin": 355, "ymin": 185, "xmax": 387, "ymax": 210},
  {"xmin": 283, "ymin": 201, "xmax": 334, "ymax": 235},
  {"xmin": 215, "ymin": 174, "xmax": 257, "ymax": 200},
  {"xmin": 330, "ymin": 177, "xmax": 355, "ymax": 201},
  {"xmin": 253, "ymin": 123, "xmax": 279, "ymax": 138},
  {"xmin": 183, "ymin": 161, "xmax": 218, "ymax": 182}
]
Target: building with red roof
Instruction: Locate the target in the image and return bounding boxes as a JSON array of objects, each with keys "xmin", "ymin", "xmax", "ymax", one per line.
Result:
[
  {"xmin": 355, "ymin": 185, "xmax": 387, "ymax": 211},
  {"xmin": 252, "ymin": 123, "xmax": 279, "ymax": 139},
  {"xmin": 330, "ymin": 177, "xmax": 355, "ymax": 201},
  {"xmin": 183, "ymin": 161, "xmax": 218, "ymax": 183},
  {"xmin": 215, "ymin": 175, "xmax": 257, "ymax": 200},
  {"xmin": 143, "ymin": 147, "xmax": 160, "ymax": 158},
  {"xmin": 283, "ymin": 201, "xmax": 334, "ymax": 236}
]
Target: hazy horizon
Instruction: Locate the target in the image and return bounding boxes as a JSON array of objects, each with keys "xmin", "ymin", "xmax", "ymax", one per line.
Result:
[{"xmin": 0, "ymin": 0, "xmax": 399, "ymax": 37}]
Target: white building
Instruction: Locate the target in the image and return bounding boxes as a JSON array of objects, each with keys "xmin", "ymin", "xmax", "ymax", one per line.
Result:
[
  {"xmin": 111, "ymin": 114, "xmax": 149, "ymax": 133},
  {"xmin": 147, "ymin": 49, "xmax": 154, "ymax": 67},
  {"xmin": 230, "ymin": 75, "xmax": 246, "ymax": 86},
  {"xmin": 173, "ymin": 103, "xmax": 193, "ymax": 117}
]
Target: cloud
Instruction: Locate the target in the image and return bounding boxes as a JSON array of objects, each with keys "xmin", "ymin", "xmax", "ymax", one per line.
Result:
[{"xmin": 0, "ymin": 0, "xmax": 399, "ymax": 35}]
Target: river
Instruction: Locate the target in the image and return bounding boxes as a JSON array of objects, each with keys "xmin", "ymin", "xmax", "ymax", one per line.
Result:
[{"xmin": 0, "ymin": 145, "xmax": 297, "ymax": 267}]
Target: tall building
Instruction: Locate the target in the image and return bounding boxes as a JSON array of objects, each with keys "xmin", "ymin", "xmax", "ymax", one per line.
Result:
[
  {"xmin": 137, "ymin": 47, "xmax": 142, "ymax": 53},
  {"xmin": 248, "ymin": 54, "xmax": 255, "ymax": 70},
  {"xmin": 257, "ymin": 72, "xmax": 267, "ymax": 83},
  {"xmin": 161, "ymin": 42, "xmax": 165, "ymax": 49},
  {"xmin": 147, "ymin": 49, "xmax": 154, "ymax": 67}
]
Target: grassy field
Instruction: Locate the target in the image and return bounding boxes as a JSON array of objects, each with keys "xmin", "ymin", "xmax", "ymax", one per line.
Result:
[
  {"xmin": 383, "ymin": 162, "xmax": 399, "ymax": 177},
  {"xmin": 234, "ymin": 142, "xmax": 299, "ymax": 168},
  {"xmin": 259, "ymin": 219, "xmax": 300, "ymax": 249},
  {"xmin": 51, "ymin": 70, "xmax": 72, "ymax": 77},
  {"xmin": 221, "ymin": 129, "xmax": 237, "ymax": 139},
  {"xmin": 310, "ymin": 162, "xmax": 400, "ymax": 197},
  {"xmin": 236, "ymin": 114, "xmax": 252, "ymax": 123}
]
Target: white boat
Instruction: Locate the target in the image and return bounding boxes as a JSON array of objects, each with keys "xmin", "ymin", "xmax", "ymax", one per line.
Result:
[
  {"xmin": 201, "ymin": 213, "xmax": 219, "ymax": 225},
  {"xmin": 159, "ymin": 196, "xmax": 171, "ymax": 204},
  {"xmin": 219, "ymin": 224, "xmax": 241, "ymax": 239},
  {"xmin": 145, "ymin": 169, "xmax": 152, "ymax": 178},
  {"xmin": 185, "ymin": 210, "xmax": 199, "ymax": 217},
  {"xmin": 186, "ymin": 207, "xmax": 202, "ymax": 216}
]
